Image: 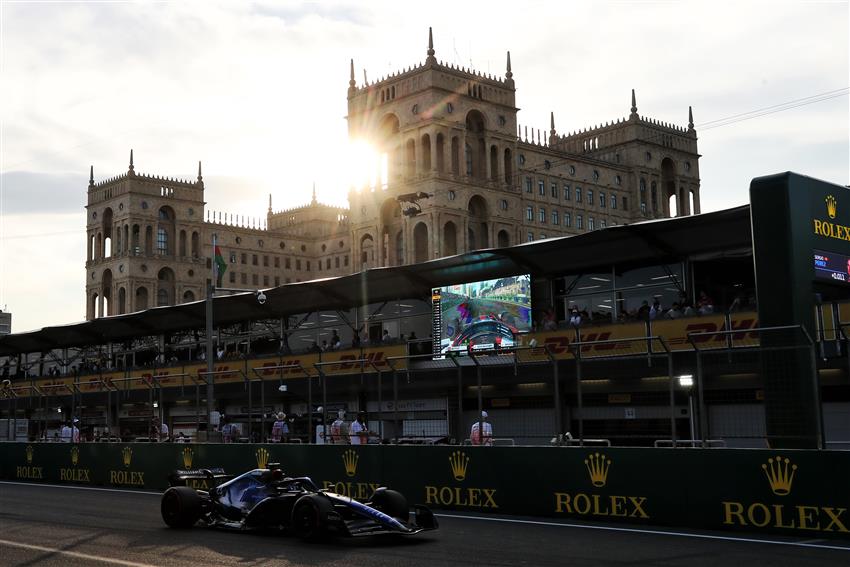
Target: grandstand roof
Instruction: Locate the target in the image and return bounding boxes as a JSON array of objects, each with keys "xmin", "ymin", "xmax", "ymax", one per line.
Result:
[{"xmin": 0, "ymin": 205, "xmax": 752, "ymax": 356}]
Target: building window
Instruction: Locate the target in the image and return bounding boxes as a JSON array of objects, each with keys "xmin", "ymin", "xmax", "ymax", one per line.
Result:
[
  {"xmin": 296, "ymin": 259, "xmax": 301, "ymax": 270},
  {"xmin": 263, "ymin": 275, "xmax": 269, "ymax": 286},
  {"xmin": 241, "ymin": 273, "xmax": 247, "ymax": 285},
  {"xmin": 564, "ymin": 212, "xmax": 571, "ymax": 227},
  {"xmin": 285, "ymin": 257, "xmax": 291, "ymax": 269},
  {"xmin": 156, "ymin": 228, "xmax": 167, "ymax": 253},
  {"xmin": 448, "ymin": 190, "xmax": 456, "ymax": 201},
  {"xmin": 611, "ymin": 195, "xmax": 617, "ymax": 209},
  {"xmin": 230, "ymin": 252, "xmax": 237, "ymax": 263},
  {"xmin": 569, "ymin": 165, "xmax": 576, "ymax": 175},
  {"xmin": 651, "ymin": 182, "xmax": 658, "ymax": 212},
  {"xmin": 344, "ymin": 255, "xmax": 349, "ymax": 266},
  {"xmin": 599, "ymin": 192, "xmax": 606, "ymax": 208},
  {"xmin": 600, "ymin": 219, "xmax": 607, "ymax": 229},
  {"xmin": 576, "ymin": 187, "xmax": 582, "ymax": 203},
  {"xmin": 307, "ymin": 261, "xmax": 311, "ymax": 270},
  {"xmin": 252, "ymin": 254, "xmax": 258, "ymax": 266},
  {"xmin": 229, "ymin": 271, "xmax": 236, "ymax": 283},
  {"xmin": 539, "ymin": 207, "xmax": 546, "ymax": 223},
  {"xmin": 274, "ymin": 276, "xmax": 280, "ymax": 286},
  {"xmin": 551, "ymin": 183, "xmax": 558, "ymax": 199},
  {"xmin": 564, "ymin": 184, "xmax": 570, "ymax": 200},
  {"xmin": 500, "ymin": 199, "xmax": 508, "ymax": 210},
  {"xmin": 588, "ymin": 217, "xmax": 595, "ymax": 230},
  {"xmin": 540, "ymin": 233, "xmax": 546, "ymax": 239},
  {"xmin": 526, "ymin": 206, "xmax": 533, "ymax": 221},
  {"xmin": 622, "ymin": 196, "xmax": 628, "ymax": 211},
  {"xmin": 263, "ymin": 255, "xmax": 269, "ymax": 267},
  {"xmin": 577, "ymin": 215, "xmax": 583, "ymax": 229},
  {"xmin": 587, "ymin": 189, "xmax": 593, "ymax": 204},
  {"xmin": 252, "ymin": 274, "xmax": 259, "ymax": 286},
  {"xmin": 335, "ymin": 257, "xmax": 340, "ymax": 268},
  {"xmin": 552, "ymin": 210, "xmax": 559, "ymax": 225},
  {"xmin": 274, "ymin": 256, "xmax": 280, "ymax": 268},
  {"xmin": 525, "ymin": 177, "xmax": 533, "ymax": 193},
  {"xmin": 326, "ymin": 258, "xmax": 331, "ymax": 269},
  {"xmin": 241, "ymin": 253, "xmax": 247, "ymax": 265},
  {"xmin": 615, "ymin": 175, "xmax": 621, "ymax": 185},
  {"xmin": 527, "ymin": 231, "xmax": 534, "ymax": 242},
  {"xmin": 593, "ymin": 170, "xmax": 599, "ymax": 181},
  {"xmin": 538, "ymin": 180, "xmax": 545, "ymax": 196}
]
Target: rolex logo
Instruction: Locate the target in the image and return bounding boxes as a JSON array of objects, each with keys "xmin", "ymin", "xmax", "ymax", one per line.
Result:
[
  {"xmin": 25, "ymin": 445, "xmax": 33, "ymax": 465},
  {"xmin": 826, "ymin": 195, "xmax": 837, "ymax": 219},
  {"xmin": 342, "ymin": 449, "xmax": 358, "ymax": 477},
  {"xmin": 584, "ymin": 453, "xmax": 611, "ymax": 487},
  {"xmin": 449, "ymin": 451, "xmax": 469, "ymax": 481},
  {"xmin": 122, "ymin": 446, "xmax": 133, "ymax": 468},
  {"xmin": 182, "ymin": 447, "xmax": 194, "ymax": 469},
  {"xmin": 762, "ymin": 455, "xmax": 797, "ymax": 496},
  {"xmin": 71, "ymin": 446, "xmax": 80, "ymax": 466},
  {"xmin": 255, "ymin": 448, "xmax": 270, "ymax": 469}
]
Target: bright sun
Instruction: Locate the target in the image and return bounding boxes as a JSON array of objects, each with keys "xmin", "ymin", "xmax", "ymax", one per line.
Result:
[{"xmin": 322, "ymin": 139, "xmax": 387, "ymax": 203}]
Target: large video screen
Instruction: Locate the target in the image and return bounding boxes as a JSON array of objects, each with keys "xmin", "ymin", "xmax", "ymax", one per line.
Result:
[
  {"xmin": 432, "ymin": 275, "xmax": 532, "ymax": 355},
  {"xmin": 813, "ymin": 249, "xmax": 850, "ymax": 285}
]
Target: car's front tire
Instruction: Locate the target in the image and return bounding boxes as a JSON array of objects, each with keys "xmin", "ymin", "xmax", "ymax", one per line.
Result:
[
  {"xmin": 291, "ymin": 494, "xmax": 334, "ymax": 541},
  {"xmin": 161, "ymin": 486, "xmax": 202, "ymax": 528},
  {"xmin": 368, "ymin": 488, "xmax": 409, "ymax": 522}
]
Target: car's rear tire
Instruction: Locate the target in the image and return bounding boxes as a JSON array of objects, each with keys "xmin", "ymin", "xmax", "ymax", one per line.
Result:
[
  {"xmin": 369, "ymin": 488, "xmax": 408, "ymax": 522},
  {"xmin": 291, "ymin": 494, "xmax": 333, "ymax": 541},
  {"xmin": 161, "ymin": 486, "xmax": 202, "ymax": 528}
]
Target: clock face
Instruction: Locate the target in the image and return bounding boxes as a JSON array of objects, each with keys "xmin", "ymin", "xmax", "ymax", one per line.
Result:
[{"xmin": 569, "ymin": 166, "xmax": 576, "ymax": 175}]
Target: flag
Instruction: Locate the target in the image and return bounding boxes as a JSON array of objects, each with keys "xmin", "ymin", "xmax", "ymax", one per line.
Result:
[{"xmin": 214, "ymin": 245, "xmax": 227, "ymax": 287}]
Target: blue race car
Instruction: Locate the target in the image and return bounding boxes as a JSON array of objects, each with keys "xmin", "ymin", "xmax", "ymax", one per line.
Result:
[{"xmin": 161, "ymin": 464, "xmax": 438, "ymax": 540}]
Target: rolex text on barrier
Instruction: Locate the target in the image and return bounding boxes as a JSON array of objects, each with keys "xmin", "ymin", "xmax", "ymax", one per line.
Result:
[{"xmin": 0, "ymin": 444, "xmax": 847, "ymax": 539}]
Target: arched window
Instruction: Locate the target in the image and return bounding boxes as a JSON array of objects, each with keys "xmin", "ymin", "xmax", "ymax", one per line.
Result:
[
  {"xmin": 179, "ymin": 230, "xmax": 187, "ymax": 257},
  {"xmin": 421, "ymin": 133, "xmax": 431, "ymax": 171},
  {"xmin": 497, "ymin": 230, "xmax": 510, "ymax": 247},
  {"xmin": 157, "ymin": 227, "xmax": 168, "ymax": 254},
  {"xmin": 118, "ymin": 287, "xmax": 126, "ymax": 315},
  {"xmin": 639, "ymin": 178, "xmax": 647, "ymax": 214},
  {"xmin": 135, "ymin": 287, "xmax": 149, "ymax": 311},
  {"xmin": 503, "ymin": 148, "xmax": 513, "ymax": 185},
  {"xmin": 191, "ymin": 231, "xmax": 200, "ymax": 257},
  {"xmin": 436, "ymin": 133, "xmax": 446, "ymax": 173},
  {"xmin": 443, "ymin": 221, "xmax": 457, "ymax": 256},
  {"xmin": 395, "ymin": 231, "xmax": 404, "ymax": 266},
  {"xmin": 183, "ymin": 290, "xmax": 195, "ymax": 303}
]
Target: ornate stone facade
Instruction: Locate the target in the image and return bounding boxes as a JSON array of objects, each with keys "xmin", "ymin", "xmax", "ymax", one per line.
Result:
[{"xmin": 85, "ymin": 30, "xmax": 700, "ymax": 320}]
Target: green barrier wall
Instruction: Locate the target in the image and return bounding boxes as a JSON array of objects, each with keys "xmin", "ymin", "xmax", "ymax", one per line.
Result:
[{"xmin": 2, "ymin": 442, "xmax": 848, "ymax": 539}]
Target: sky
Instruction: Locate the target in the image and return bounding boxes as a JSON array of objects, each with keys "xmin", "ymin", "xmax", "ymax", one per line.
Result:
[{"xmin": 1, "ymin": 0, "xmax": 848, "ymax": 333}]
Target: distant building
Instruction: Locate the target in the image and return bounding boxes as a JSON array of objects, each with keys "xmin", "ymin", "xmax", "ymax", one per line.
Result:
[
  {"xmin": 85, "ymin": 30, "xmax": 700, "ymax": 320},
  {"xmin": 0, "ymin": 311, "xmax": 10, "ymax": 335}
]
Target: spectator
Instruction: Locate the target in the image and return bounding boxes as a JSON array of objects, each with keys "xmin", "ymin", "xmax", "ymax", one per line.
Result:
[
  {"xmin": 382, "ymin": 329, "xmax": 392, "ymax": 343},
  {"xmin": 72, "ymin": 419, "xmax": 81, "ymax": 443},
  {"xmin": 330, "ymin": 330, "xmax": 341, "ymax": 350},
  {"xmin": 60, "ymin": 420, "xmax": 72, "ymax": 443},
  {"xmin": 159, "ymin": 420, "xmax": 170, "ymax": 442},
  {"xmin": 649, "ymin": 299, "xmax": 661, "ymax": 320},
  {"xmin": 569, "ymin": 308, "xmax": 582, "ymax": 328},
  {"xmin": 666, "ymin": 302, "xmax": 683, "ymax": 319},
  {"xmin": 543, "ymin": 309, "xmax": 558, "ymax": 331},
  {"xmin": 321, "ymin": 340, "xmax": 329, "ymax": 352},
  {"xmin": 697, "ymin": 291, "xmax": 715, "ymax": 315},
  {"xmin": 216, "ymin": 347, "xmax": 225, "ymax": 360},
  {"xmin": 682, "ymin": 301, "xmax": 696, "ymax": 317},
  {"xmin": 637, "ymin": 300, "xmax": 651, "ymax": 322},
  {"xmin": 221, "ymin": 416, "xmax": 237, "ymax": 443},
  {"xmin": 470, "ymin": 411, "xmax": 493, "ymax": 446}
]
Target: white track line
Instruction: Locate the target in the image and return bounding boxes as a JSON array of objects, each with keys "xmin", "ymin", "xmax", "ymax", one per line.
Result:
[
  {"xmin": 435, "ymin": 513, "xmax": 850, "ymax": 552},
  {"xmin": 2, "ymin": 481, "xmax": 848, "ymax": 552},
  {"xmin": 0, "ymin": 538, "xmax": 160, "ymax": 567}
]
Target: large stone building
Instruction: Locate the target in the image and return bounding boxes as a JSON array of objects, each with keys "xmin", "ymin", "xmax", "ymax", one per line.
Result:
[{"xmin": 85, "ymin": 30, "xmax": 700, "ymax": 320}]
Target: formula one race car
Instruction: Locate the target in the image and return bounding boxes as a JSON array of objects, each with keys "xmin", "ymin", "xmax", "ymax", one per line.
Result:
[{"xmin": 160, "ymin": 464, "xmax": 438, "ymax": 540}]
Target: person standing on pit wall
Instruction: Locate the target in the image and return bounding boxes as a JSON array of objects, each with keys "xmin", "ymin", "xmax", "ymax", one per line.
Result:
[
  {"xmin": 329, "ymin": 410, "xmax": 348, "ymax": 444},
  {"xmin": 470, "ymin": 411, "xmax": 493, "ymax": 446},
  {"xmin": 60, "ymin": 420, "xmax": 72, "ymax": 443},
  {"xmin": 349, "ymin": 411, "xmax": 374, "ymax": 445},
  {"xmin": 271, "ymin": 412, "xmax": 288, "ymax": 442}
]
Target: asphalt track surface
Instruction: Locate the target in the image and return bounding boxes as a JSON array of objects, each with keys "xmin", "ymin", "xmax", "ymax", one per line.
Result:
[{"xmin": 1, "ymin": 482, "xmax": 848, "ymax": 567}]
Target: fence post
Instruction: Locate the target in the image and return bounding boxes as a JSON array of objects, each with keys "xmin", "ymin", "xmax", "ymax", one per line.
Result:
[
  {"xmin": 695, "ymin": 346, "xmax": 707, "ymax": 447},
  {"xmin": 546, "ymin": 345, "xmax": 562, "ymax": 440},
  {"xmin": 667, "ymin": 348, "xmax": 676, "ymax": 447}
]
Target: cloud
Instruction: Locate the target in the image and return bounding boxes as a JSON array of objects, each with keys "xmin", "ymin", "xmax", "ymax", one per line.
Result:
[{"xmin": 1, "ymin": 171, "xmax": 86, "ymax": 214}]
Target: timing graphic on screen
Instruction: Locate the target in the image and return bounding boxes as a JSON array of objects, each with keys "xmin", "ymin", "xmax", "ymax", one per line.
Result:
[
  {"xmin": 813, "ymin": 249, "xmax": 850, "ymax": 284},
  {"xmin": 432, "ymin": 275, "xmax": 531, "ymax": 355}
]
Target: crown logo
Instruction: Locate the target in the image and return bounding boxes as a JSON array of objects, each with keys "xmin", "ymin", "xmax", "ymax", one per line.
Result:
[
  {"xmin": 25, "ymin": 445, "xmax": 33, "ymax": 465},
  {"xmin": 255, "ymin": 448, "xmax": 270, "ymax": 469},
  {"xmin": 342, "ymin": 449, "xmax": 359, "ymax": 477},
  {"xmin": 762, "ymin": 456, "xmax": 797, "ymax": 496},
  {"xmin": 826, "ymin": 195, "xmax": 837, "ymax": 219},
  {"xmin": 182, "ymin": 447, "xmax": 194, "ymax": 469},
  {"xmin": 449, "ymin": 451, "xmax": 470, "ymax": 481},
  {"xmin": 584, "ymin": 453, "xmax": 611, "ymax": 487},
  {"xmin": 122, "ymin": 446, "xmax": 133, "ymax": 468},
  {"xmin": 71, "ymin": 446, "xmax": 80, "ymax": 466}
]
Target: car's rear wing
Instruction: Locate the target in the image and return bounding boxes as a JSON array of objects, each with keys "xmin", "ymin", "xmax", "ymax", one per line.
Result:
[{"xmin": 168, "ymin": 467, "xmax": 232, "ymax": 488}]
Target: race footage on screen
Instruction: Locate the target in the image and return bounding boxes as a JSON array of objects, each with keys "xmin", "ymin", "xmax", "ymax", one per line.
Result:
[{"xmin": 435, "ymin": 275, "xmax": 531, "ymax": 355}]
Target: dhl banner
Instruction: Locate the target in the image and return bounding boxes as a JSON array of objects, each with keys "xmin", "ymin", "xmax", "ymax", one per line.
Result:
[{"xmin": 1, "ymin": 442, "xmax": 848, "ymax": 539}]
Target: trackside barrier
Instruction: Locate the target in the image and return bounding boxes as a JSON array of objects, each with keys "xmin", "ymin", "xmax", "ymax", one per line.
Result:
[{"xmin": 1, "ymin": 442, "xmax": 848, "ymax": 539}]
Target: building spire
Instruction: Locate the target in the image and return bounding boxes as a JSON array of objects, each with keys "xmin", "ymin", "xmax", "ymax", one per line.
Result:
[
  {"xmin": 426, "ymin": 27, "xmax": 436, "ymax": 64},
  {"xmin": 311, "ymin": 182, "xmax": 317, "ymax": 205},
  {"xmin": 128, "ymin": 149, "xmax": 135, "ymax": 175},
  {"xmin": 688, "ymin": 105, "xmax": 695, "ymax": 131},
  {"xmin": 197, "ymin": 160, "xmax": 203, "ymax": 183},
  {"xmin": 348, "ymin": 58, "xmax": 356, "ymax": 96},
  {"xmin": 268, "ymin": 193, "xmax": 272, "ymax": 213},
  {"xmin": 89, "ymin": 165, "xmax": 94, "ymax": 187},
  {"xmin": 505, "ymin": 51, "xmax": 514, "ymax": 88},
  {"xmin": 629, "ymin": 89, "xmax": 638, "ymax": 120},
  {"xmin": 363, "ymin": 68, "xmax": 368, "ymax": 85}
]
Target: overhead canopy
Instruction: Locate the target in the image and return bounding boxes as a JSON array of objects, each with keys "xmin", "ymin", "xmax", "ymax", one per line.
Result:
[{"xmin": 0, "ymin": 205, "xmax": 752, "ymax": 356}]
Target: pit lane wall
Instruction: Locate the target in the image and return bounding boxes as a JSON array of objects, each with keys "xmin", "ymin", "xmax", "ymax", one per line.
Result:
[{"xmin": 2, "ymin": 443, "xmax": 849, "ymax": 539}]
